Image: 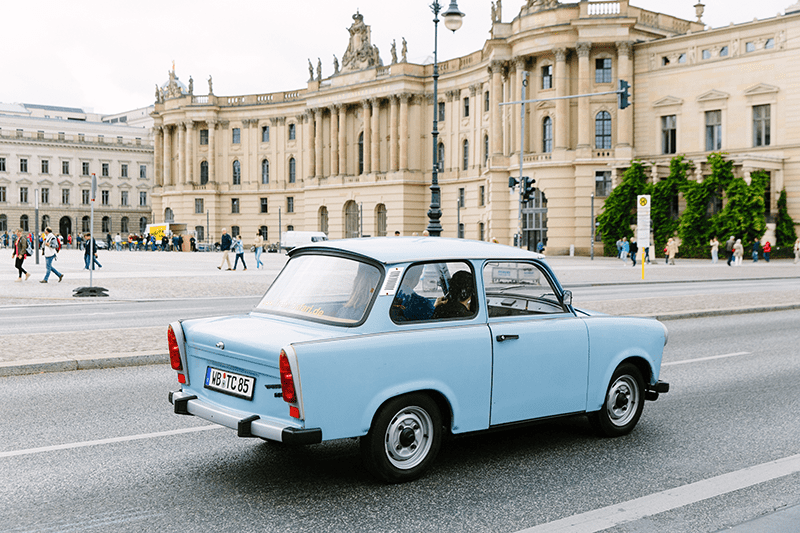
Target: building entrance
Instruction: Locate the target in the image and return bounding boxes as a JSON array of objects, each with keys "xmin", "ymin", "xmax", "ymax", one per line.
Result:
[{"xmin": 522, "ymin": 188, "xmax": 547, "ymax": 253}]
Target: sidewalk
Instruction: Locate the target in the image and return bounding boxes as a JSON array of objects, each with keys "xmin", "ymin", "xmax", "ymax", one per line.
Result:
[{"xmin": 1, "ymin": 247, "xmax": 798, "ymax": 377}]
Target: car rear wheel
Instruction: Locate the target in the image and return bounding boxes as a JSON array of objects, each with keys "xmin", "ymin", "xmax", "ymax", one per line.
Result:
[
  {"xmin": 589, "ymin": 363, "xmax": 644, "ymax": 437},
  {"xmin": 360, "ymin": 393, "xmax": 442, "ymax": 483}
]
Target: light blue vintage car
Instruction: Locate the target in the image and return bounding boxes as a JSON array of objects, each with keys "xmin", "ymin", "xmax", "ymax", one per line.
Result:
[{"xmin": 168, "ymin": 237, "xmax": 669, "ymax": 482}]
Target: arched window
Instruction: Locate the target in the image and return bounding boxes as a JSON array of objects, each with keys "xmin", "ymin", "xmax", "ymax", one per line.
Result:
[
  {"xmin": 483, "ymin": 134, "xmax": 489, "ymax": 167},
  {"xmin": 82, "ymin": 216, "xmax": 90, "ymax": 233},
  {"xmin": 358, "ymin": 132, "xmax": 364, "ymax": 175},
  {"xmin": 375, "ymin": 204, "xmax": 387, "ymax": 237},
  {"xmin": 595, "ymin": 111, "xmax": 612, "ymax": 149},
  {"xmin": 165, "ymin": 207, "xmax": 174, "ymax": 223},
  {"xmin": 259, "ymin": 226, "xmax": 268, "ymax": 241},
  {"xmin": 121, "ymin": 217, "xmax": 129, "ymax": 234},
  {"xmin": 288, "ymin": 123, "xmax": 296, "ymax": 140},
  {"xmin": 195, "ymin": 225, "xmax": 205, "ymax": 242},
  {"xmin": 462, "ymin": 139, "xmax": 469, "ymax": 171},
  {"xmin": 261, "ymin": 159, "xmax": 269, "ymax": 184},
  {"xmin": 319, "ymin": 206, "xmax": 329, "ymax": 234},
  {"xmin": 437, "ymin": 142, "xmax": 445, "ymax": 171},
  {"xmin": 200, "ymin": 161, "xmax": 209, "ymax": 184},
  {"xmin": 139, "ymin": 217, "xmax": 148, "ymax": 233},
  {"xmin": 288, "ymin": 157, "xmax": 296, "ymax": 183},
  {"xmin": 232, "ymin": 160, "xmax": 241, "ymax": 185},
  {"xmin": 542, "ymin": 116, "xmax": 553, "ymax": 153},
  {"xmin": 102, "ymin": 216, "xmax": 110, "ymax": 233},
  {"xmin": 20, "ymin": 215, "xmax": 29, "ymax": 232},
  {"xmin": 42, "ymin": 215, "xmax": 50, "ymax": 230},
  {"xmin": 344, "ymin": 201, "xmax": 359, "ymax": 238},
  {"xmin": 0, "ymin": 214, "xmax": 7, "ymax": 233}
]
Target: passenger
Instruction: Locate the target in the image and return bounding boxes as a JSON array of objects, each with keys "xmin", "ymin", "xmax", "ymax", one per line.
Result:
[
  {"xmin": 390, "ymin": 265, "xmax": 435, "ymax": 322},
  {"xmin": 337, "ymin": 264, "xmax": 381, "ymax": 321},
  {"xmin": 433, "ymin": 270, "xmax": 475, "ymax": 319}
]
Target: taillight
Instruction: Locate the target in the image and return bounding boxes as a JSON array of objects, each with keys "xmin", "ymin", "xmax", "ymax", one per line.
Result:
[
  {"xmin": 167, "ymin": 325, "xmax": 182, "ymax": 371},
  {"xmin": 279, "ymin": 350, "xmax": 297, "ymax": 404}
]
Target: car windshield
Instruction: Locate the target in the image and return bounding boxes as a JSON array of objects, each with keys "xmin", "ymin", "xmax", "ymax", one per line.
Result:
[{"xmin": 254, "ymin": 254, "xmax": 382, "ymax": 325}]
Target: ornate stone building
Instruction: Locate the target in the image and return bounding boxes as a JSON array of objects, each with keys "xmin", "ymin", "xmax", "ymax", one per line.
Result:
[
  {"xmin": 152, "ymin": 1, "xmax": 800, "ymax": 253},
  {"xmin": 0, "ymin": 103, "xmax": 154, "ymax": 240}
]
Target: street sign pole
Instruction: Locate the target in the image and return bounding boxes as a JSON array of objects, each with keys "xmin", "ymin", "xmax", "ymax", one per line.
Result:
[{"xmin": 637, "ymin": 195, "xmax": 651, "ymax": 280}]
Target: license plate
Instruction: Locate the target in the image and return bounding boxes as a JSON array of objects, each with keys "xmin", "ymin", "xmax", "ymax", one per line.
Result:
[{"xmin": 204, "ymin": 367, "xmax": 256, "ymax": 400}]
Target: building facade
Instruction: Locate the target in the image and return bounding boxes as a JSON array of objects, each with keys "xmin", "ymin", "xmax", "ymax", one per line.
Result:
[
  {"xmin": 0, "ymin": 103, "xmax": 154, "ymax": 241},
  {"xmin": 152, "ymin": 0, "xmax": 800, "ymax": 253}
]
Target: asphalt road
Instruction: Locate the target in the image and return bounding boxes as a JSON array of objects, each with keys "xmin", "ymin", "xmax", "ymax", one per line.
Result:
[{"xmin": 2, "ymin": 310, "xmax": 798, "ymax": 533}]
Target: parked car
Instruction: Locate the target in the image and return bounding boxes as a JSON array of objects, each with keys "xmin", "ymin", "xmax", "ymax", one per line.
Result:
[{"xmin": 168, "ymin": 238, "xmax": 669, "ymax": 482}]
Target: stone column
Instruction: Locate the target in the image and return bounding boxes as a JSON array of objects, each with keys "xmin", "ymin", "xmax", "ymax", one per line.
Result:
[
  {"xmin": 314, "ymin": 108, "xmax": 324, "ymax": 178},
  {"xmin": 577, "ymin": 42, "xmax": 592, "ymax": 150},
  {"xmin": 399, "ymin": 94, "xmax": 410, "ymax": 170},
  {"xmin": 185, "ymin": 121, "xmax": 194, "ymax": 184},
  {"xmin": 163, "ymin": 125, "xmax": 172, "ymax": 186},
  {"xmin": 616, "ymin": 41, "xmax": 633, "ymax": 147},
  {"xmin": 362, "ymin": 100, "xmax": 371, "ymax": 174},
  {"xmin": 389, "ymin": 95, "xmax": 399, "ymax": 172},
  {"xmin": 512, "ymin": 58, "xmax": 525, "ymax": 155},
  {"xmin": 490, "ymin": 60, "xmax": 504, "ymax": 156},
  {"xmin": 208, "ymin": 120, "xmax": 216, "ymax": 183},
  {"xmin": 554, "ymin": 48, "xmax": 569, "ymax": 150},
  {"xmin": 305, "ymin": 113, "xmax": 315, "ymax": 178},
  {"xmin": 338, "ymin": 105, "xmax": 347, "ymax": 175},
  {"xmin": 329, "ymin": 105, "xmax": 339, "ymax": 176},
  {"xmin": 370, "ymin": 98, "xmax": 380, "ymax": 173},
  {"xmin": 177, "ymin": 122, "xmax": 185, "ymax": 185},
  {"xmin": 154, "ymin": 126, "xmax": 163, "ymax": 186}
]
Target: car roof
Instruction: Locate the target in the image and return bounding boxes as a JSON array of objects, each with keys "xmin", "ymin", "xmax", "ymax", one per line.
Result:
[{"xmin": 290, "ymin": 237, "xmax": 545, "ymax": 264}]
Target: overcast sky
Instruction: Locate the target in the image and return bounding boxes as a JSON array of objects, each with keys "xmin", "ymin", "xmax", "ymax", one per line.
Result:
[{"xmin": 1, "ymin": 0, "xmax": 796, "ymax": 115}]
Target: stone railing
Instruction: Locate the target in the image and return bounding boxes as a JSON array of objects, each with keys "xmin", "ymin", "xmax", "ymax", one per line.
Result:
[{"xmin": 586, "ymin": 1, "xmax": 620, "ymax": 16}]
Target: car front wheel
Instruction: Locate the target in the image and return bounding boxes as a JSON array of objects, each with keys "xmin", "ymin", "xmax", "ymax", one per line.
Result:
[
  {"xmin": 589, "ymin": 363, "xmax": 644, "ymax": 437},
  {"xmin": 360, "ymin": 393, "xmax": 442, "ymax": 483}
]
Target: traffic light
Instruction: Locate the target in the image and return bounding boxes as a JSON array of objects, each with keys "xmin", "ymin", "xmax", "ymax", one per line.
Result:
[
  {"xmin": 508, "ymin": 176, "xmax": 519, "ymax": 189},
  {"xmin": 618, "ymin": 79, "xmax": 630, "ymax": 110},
  {"xmin": 522, "ymin": 176, "xmax": 535, "ymax": 202}
]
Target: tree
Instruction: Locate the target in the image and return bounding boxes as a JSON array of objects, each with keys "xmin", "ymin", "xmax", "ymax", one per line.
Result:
[
  {"xmin": 679, "ymin": 153, "xmax": 732, "ymax": 255},
  {"xmin": 596, "ymin": 161, "xmax": 649, "ymax": 256},
  {"xmin": 774, "ymin": 188, "xmax": 798, "ymax": 248},
  {"xmin": 650, "ymin": 155, "xmax": 691, "ymax": 255},
  {"xmin": 715, "ymin": 170, "xmax": 768, "ymax": 245}
]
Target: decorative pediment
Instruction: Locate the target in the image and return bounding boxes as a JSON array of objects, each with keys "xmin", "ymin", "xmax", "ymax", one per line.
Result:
[
  {"xmin": 697, "ymin": 89, "xmax": 729, "ymax": 102},
  {"xmin": 57, "ymin": 179, "xmax": 73, "ymax": 187},
  {"xmin": 653, "ymin": 96, "xmax": 683, "ymax": 107},
  {"xmin": 744, "ymin": 83, "xmax": 779, "ymax": 97},
  {"xmin": 536, "ymin": 100, "xmax": 555, "ymax": 110},
  {"xmin": 37, "ymin": 178, "xmax": 55, "ymax": 187}
]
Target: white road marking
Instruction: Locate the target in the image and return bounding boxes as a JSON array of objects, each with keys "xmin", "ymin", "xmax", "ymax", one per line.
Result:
[
  {"xmin": 0, "ymin": 425, "xmax": 223, "ymax": 459},
  {"xmin": 662, "ymin": 351, "xmax": 751, "ymax": 366},
  {"xmin": 516, "ymin": 453, "xmax": 800, "ymax": 533}
]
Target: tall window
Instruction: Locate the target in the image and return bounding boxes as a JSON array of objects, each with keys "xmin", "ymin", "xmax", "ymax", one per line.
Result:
[
  {"xmin": 231, "ymin": 198, "xmax": 240, "ymax": 214},
  {"xmin": 483, "ymin": 134, "xmax": 489, "ymax": 167},
  {"xmin": 259, "ymin": 226, "xmax": 268, "ymax": 241},
  {"xmin": 479, "ymin": 222, "xmax": 485, "ymax": 241},
  {"xmin": 595, "ymin": 171, "xmax": 612, "ymax": 197},
  {"xmin": 542, "ymin": 117, "xmax": 553, "ymax": 153},
  {"xmin": 344, "ymin": 201, "xmax": 358, "ymax": 238},
  {"xmin": 0, "ymin": 157, "xmax": 5, "ymax": 171},
  {"xmin": 358, "ymin": 132, "xmax": 364, "ymax": 174},
  {"xmin": 120, "ymin": 191, "xmax": 129, "ymax": 206},
  {"xmin": 437, "ymin": 143, "xmax": 445, "ymax": 171},
  {"xmin": 199, "ymin": 129, "xmax": 209, "ymax": 145},
  {"xmin": 463, "ymin": 96, "xmax": 470, "ymax": 118},
  {"xmin": 705, "ymin": 110, "xmax": 722, "ymax": 151},
  {"xmin": 121, "ymin": 217, "xmax": 129, "ymax": 234},
  {"xmin": 20, "ymin": 158, "xmax": 28, "ymax": 173},
  {"xmin": 438, "ymin": 101, "xmax": 445, "ymax": 122},
  {"xmin": 200, "ymin": 161, "xmax": 209, "ymax": 184},
  {"xmin": 102, "ymin": 216, "xmax": 110, "ymax": 233},
  {"xmin": 58, "ymin": 161, "xmax": 66, "ymax": 175},
  {"xmin": 319, "ymin": 206, "xmax": 329, "ymax": 234},
  {"xmin": 0, "ymin": 214, "xmax": 5, "ymax": 232},
  {"xmin": 542, "ymin": 65, "xmax": 553, "ymax": 90},
  {"xmin": 288, "ymin": 123, "xmax": 296, "ymax": 140},
  {"xmin": 462, "ymin": 139, "xmax": 469, "ymax": 170},
  {"xmin": 261, "ymin": 159, "xmax": 269, "ymax": 184},
  {"xmin": 82, "ymin": 189, "xmax": 90, "ymax": 205},
  {"xmin": 82, "ymin": 216, "xmax": 90, "ymax": 233},
  {"xmin": 101, "ymin": 190, "xmax": 109, "ymax": 205},
  {"xmin": 260, "ymin": 198, "xmax": 268, "ymax": 213},
  {"xmin": 479, "ymin": 185, "xmax": 485, "ymax": 206},
  {"xmin": 753, "ymin": 105, "xmax": 770, "ymax": 147},
  {"xmin": 232, "ymin": 160, "xmax": 241, "ymax": 185},
  {"xmin": 41, "ymin": 160, "xmax": 49, "ymax": 174},
  {"xmin": 484, "ymin": 91, "xmax": 490, "ymax": 112},
  {"xmin": 62, "ymin": 189, "xmax": 70, "ymax": 205},
  {"xmin": 595, "ymin": 58, "xmax": 612, "ymax": 83},
  {"xmin": 140, "ymin": 217, "xmax": 148, "ymax": 234},
  {"xmin": 41, "ymin": 188, "xmax": 50, "ymax": 204},
  {"xmin": 20, "ymin": 187, "xmax": 29, "ymax": 203},
  {"xmin": 102, "ymin": 163, "xmax": 109, "ymax": 177},
  {"xmin": 21, "ymin": 215, "xmax": 29, "ymax": 231},
  {"xmin": 195, "ymin": 198, "xmax": 204, "ymax": 214},
  {"xmin": 231, "ymin": 226, "xmax": 240, "ymax": 237},
  {"xmin": 287, "ymin": 197, "xmax": 294, "ymax": 213},
  {"xmin": 262, "ymin": 125, "xmax": 270, "ymax": 142},
  {"xmin": 661, "ymin": 115, "xmax": 677, "ymax": 154},
  {"xmin": 139, "ymin": 191, "xmax": 147, "ymax": 207},
  {"xmin": 376, "ymin": 204, "xmax": 387, "ymax": 236},
  {"xmin": 595, "ymin": 111, "xmax": 612, "ymax": 149},
  {"xmin": 288, "ymin": 157, "xmax": 296, "ymax": 183},
  {"xmin": 458, "ymin": 187, "xmax": 465, "ymax": 208},
  {"xmin": 232, "ymin": 128, "xmax": 241, "ymax": 144},
  {"xmin": 140, "ymin": 165, "xmax": 147, "ymax": 179},
  {"xmin": 82, "ymin": 162, "xmax": 90, "ymax": 175}
]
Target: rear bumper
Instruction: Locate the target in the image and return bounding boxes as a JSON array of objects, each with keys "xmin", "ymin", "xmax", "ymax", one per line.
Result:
[
  {"xmin": 169, "ymin": 390, "xmax": 322, "ymax": 445},
  {"xmin": 645, "ymin": 380, "xmax": 670, "ymax": 401}
]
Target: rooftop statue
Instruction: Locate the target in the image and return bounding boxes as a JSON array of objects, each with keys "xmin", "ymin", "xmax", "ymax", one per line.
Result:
[{"xmin": 341, "ymin": 11, "xmax": 382, "ymax": 72}]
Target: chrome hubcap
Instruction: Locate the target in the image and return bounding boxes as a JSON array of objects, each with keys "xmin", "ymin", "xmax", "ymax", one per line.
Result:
[
  {"xmin": 384, "ymin": 406, "xmax": 433, "ymax": 470},
  {"xmin": 606, "ymin": 375, "xmax": 639, "ymax": 427}
]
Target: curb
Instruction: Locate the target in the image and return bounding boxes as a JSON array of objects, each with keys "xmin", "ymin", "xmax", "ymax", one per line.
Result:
[
  {"xmin": 0, "ymin": 352, "xmax": 169, "ymax": 377},
  {"xmin": 641, "ymin": 302, "xmax": 800, "ymax": 321}
]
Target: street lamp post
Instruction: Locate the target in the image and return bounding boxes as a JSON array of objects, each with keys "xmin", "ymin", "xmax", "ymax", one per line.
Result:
[{"xmin": 426, "ymin": 0, "xmax": 464, "ymax": 237}]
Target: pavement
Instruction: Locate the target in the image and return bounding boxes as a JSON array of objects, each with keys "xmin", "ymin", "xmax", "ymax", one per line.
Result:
[{"xmin": 1, "ymin": 246, "xmax": 799, "ymax": 379}]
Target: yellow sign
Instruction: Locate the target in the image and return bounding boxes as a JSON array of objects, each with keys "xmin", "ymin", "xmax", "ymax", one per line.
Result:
[
  {"xmin": 149, "ymin": 225, "xmax": 167, "ymax": 240},
  {"xmin": 639, "ymin": 197, "xmax": 648, "ymax": 207}
]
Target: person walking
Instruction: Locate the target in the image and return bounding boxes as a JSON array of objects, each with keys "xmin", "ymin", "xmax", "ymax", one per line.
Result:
[
  {"xmin": 12, "ymin": 229, "xmax": 30, "ymax": 281},
  {"xmin": 794, "ymin": 237, "xmax": 800, "ymax": 264},
  {"xmin": 40, "ymin": 227, "xmax": 64, "ymax": 283},
  {"xmin": 630, "ymin": 238, "xmax": 639, "ymax": 267},
  {"xmin": 709, "ymin": 236, "xmax": 719, "ymax": 264},
  {"xmin": 763, "ymin": 241, "xmax": 771, "ymax": 262},
  {"xmin": 114, "ymin": 232, "xmax": 122, "ymax": 251},
  {"xmin": 733, "ymin": 238, "xmax": 744, "ymax": 266},
  {"xmin": 217, "ymin": 229, "xmax": 232, "ymax": 270},
  {"xmin": 253, "ymin": 231, "xmax": 264, "ymax": 269},
  {"xmin": 725, "ymin": 236, "xmax": 735, "ymax": 266},
  {"xmin": 666, "ymin": 237, "xmax": 679, "ymax": 265},
  {"xmin": 83, "ymin": 233, "xmax": 103, "ymax": 270},
  {"xmin": 620, "ymin": 237, "xmax": 630, "ymax": 265},
  {"xmin": 751, "ymin": 238, "xmax": 760, "ymax": 262},
  {"xmin": 232, "ymin": 235, "xmax": 247, "ymax": 271}
]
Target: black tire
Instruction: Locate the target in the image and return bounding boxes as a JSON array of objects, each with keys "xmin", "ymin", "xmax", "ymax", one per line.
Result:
[
  {"xmin": 589, "ymin": 363, "xmax": 644, "ymax": 437},
  {"xmin": 360, "ymin": 393, "xmax": 442, "ymax": 483}
]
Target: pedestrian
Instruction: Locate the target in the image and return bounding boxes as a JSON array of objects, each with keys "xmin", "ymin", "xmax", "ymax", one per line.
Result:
[
  {"xmin": 253, "ymin": 231, "xmax": 264, "ymax": 269},
  {"xmin": 67, "ymin": 234, "xmax": 72, "ymax": 249},
  {"xmin": 190, "ymin": 235, "xmax": 196, "ymax": 252},
  {"xmin": 733, "ymin": 238, "xmax": 744, "ymax": 266},
  {"xmin": 795, "ymin": 237, "xmax": 800, "ymax": 264},
  {"xmin": 12, "ymin": 228, "xmax": 30, "ymax": 281},
  {"xmin": 762, "ymin": 241, "xmax": 771, "ymax": 262},
  {"xmin": 666, "ymin": 237, "xmax": 679, "ymax": 265},
  {"xmin": 83, "ymin": 233, "xmax": 103, "ymax": 270},
  {"xmin": 161, "ymin": 235, "xmax": 168, "ymax": 251},
  {"xmin": 217, "ymin": 228, "xmax": 233, "ymax": 270},
  {"xmin": 725, "ymin": 236, "xmax": 735, "ymax": 266},
  {"xmin": 751, "ymin": 238, "xmax": 760, "ymax": 262},
  {"xmin": 620, "ymin": 237, "xmax": 629, "ymax": 264},
  {"xmin": 232, "ymin": 235, "xmax": 247, "ymax": 270},
  {"xmin": 616, "ymin": 237, "xmax": 623, "ymax": 259},
  {"xmin": 105, "ymin": 233, "xmax": 112, "ymax": 251},
  {"xmin": 76, "ymin": 233, "xmax": 83, "ymax": 251},
  {"xmin": 40, "ymin": 227, "xmax": 64, "ymax": 283},
  {"xmin": 709, "ymin": 236, "xmax": 719, "ymax": 264},
  {"xmin": 115, "ymin": 232, "xmax": 122, "ymax": 251},
  {"xmin": 630, "ymin": 238, "xmax": 639, "ymax": 267}
]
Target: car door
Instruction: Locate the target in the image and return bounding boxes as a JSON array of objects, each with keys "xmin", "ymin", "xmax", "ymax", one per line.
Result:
[{"xmin": 484, "ymin": 261, "xmax": 589, "ymax": 426}]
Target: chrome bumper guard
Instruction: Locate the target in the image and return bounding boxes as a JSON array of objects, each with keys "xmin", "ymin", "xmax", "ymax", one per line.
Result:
[
  {"xmin": 169, "ymin": 390, "xmax": 322, "ymax": 445},
  {"xmin": 645, "ymin": 380, "xmax": 670, "ymax": 401}
]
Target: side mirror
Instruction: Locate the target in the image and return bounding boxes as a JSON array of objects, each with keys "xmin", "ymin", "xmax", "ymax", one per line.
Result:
[{"xmin": 562, "ymin": 290, "xmax": 573, "ymax": 308}]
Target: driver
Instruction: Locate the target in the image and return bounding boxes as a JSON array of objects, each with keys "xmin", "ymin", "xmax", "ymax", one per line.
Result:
[{"xmin": 433, "ymin": 270, "xmax": 475, "ymax": 319}]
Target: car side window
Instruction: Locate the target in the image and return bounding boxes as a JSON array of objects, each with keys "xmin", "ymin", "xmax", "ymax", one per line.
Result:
[
  {"xmin": 390, "ymin": 262, "xmax": 475, "ymax": 323},
  {"xmin": 483, "ymin": 261, "xmax": 565, "ymax": 317}
]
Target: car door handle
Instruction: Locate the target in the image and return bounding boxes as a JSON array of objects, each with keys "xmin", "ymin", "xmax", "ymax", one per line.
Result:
[{"xmin": 496, "ymin": 334, "xmax": 519, "ymax": 342}]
